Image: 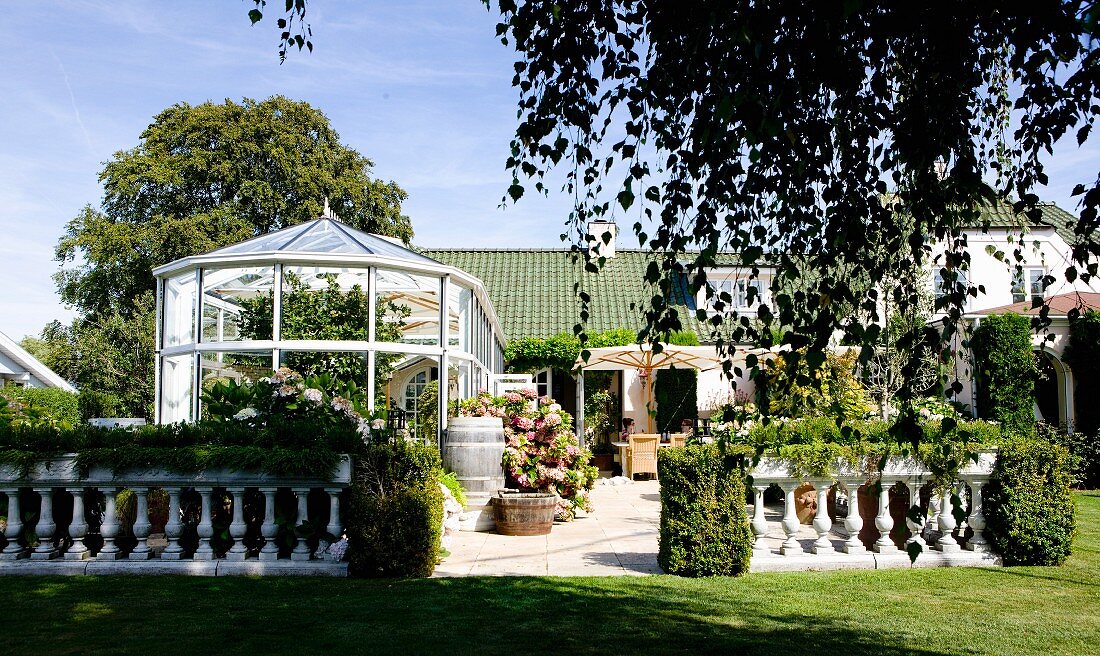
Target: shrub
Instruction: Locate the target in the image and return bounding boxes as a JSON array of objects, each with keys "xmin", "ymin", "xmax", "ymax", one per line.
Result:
[
  {"xmin": 0, "ymin": 387, "xmax": 80, "ymax": 426},
  {"xmin": 970, "ymin": 313, "xmax": 1036, "ymax": 436},
  {"xmin": 985, "ymin": 438, "xmax": 1077, "ymax": 566},
  {"xmin": 439, "ymin": 470, "xmax": 467, "ymax": 506},
  {"xmin": 346, "ymin": 439, "xmax": 443, "ymax": 578},
  {"xmin": 657, "ymin": 444, "xmax": 753, "ymax": 576},
  {"xmin": 78, "ymin": 390, "xmax": 124, "ymax": 421},
  {"xmin": 758, "ymin": 350, "xmax": 871, "ymax": 420}
]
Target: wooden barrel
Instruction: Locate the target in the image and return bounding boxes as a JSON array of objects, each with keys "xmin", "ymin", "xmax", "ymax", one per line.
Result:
[
  {"xmin": 443, "ymin": 416, "xmax": 506, "ymax": 498},
  {"xmin": 493, "ymin": 491, "xmax": 558, "ymax": 536}
]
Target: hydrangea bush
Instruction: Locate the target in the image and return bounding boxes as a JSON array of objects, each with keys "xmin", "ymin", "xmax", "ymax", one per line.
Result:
[{"xmin": 457, "ymin": 389, "xmax": 597, "ymax": 521}]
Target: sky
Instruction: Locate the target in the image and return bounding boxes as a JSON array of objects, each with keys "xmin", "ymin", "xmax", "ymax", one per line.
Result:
[{"xmin": 1, "ymin": 1, "xmax": 1097, "ymax": 341}]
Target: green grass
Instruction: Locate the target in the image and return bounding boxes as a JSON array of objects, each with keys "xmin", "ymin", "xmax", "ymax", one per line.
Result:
[{"xmin": 3, "ymin": 493, "xmax": 1099, "ymax": 656}]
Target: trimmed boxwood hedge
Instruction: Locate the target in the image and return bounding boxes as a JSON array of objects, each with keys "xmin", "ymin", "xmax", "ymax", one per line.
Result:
[
  {"xmin": 346, "ymin": 439, "xmax": 443, "ymax": 578},
  {"xmin": 657, "ymin": 444, "xmax": 753, "ymax": 576},
  {"xmin": 985, "ymin": 438, "xmax": 1077, "ymax": 566},
  {"xmin": 970, "ymin": 313, "xmax": 1037, "ymax": 436}
]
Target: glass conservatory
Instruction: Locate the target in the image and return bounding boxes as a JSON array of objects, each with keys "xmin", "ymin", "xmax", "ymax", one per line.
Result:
[{"xmin": 152, "ymin": 215, "xmax": 505, "ymax": 440}]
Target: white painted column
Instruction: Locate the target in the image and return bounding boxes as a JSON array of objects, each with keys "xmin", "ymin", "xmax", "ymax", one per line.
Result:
[
  {"xmin": 129, "ymin": 488, "xmax": 152, "ymax": 560},
  {"xmin": 1, "ymin": 488, "xmax": 25, "ymax": 560},
  {"xmin": 779, "ymin": 482, "xmax": 803, "ymax": 555},
  {"xmin": 325, "ymin": 488, "xmax": 343, "ymax": 541},
  {"xmin": 31, "ymin": 487, "xmax": 58, "ymax": 560},
  {"xmin": 65, "ymin": 488, "xmax": 90, "ymax": 560},
  {"xmin": 843, "ymin": 480, "xmax": 865, "ymax": 554},
  {"xmin": 575, "ymin": 372, "xmax": 585, "ymax": 447},
  {"xmin": 750, "ymin": 484, "xmax": 771, "ymax": 555},
  {"xmin": 259, "ymin": 487, "xmax": 280, "ymax": 561},
  {"xmin": 936, "ymin": 488, "xmax": 961, "ymax": 553},
  {"xmin": 98, "ymin": 488, "xmax": 122, "ymax": 560},
  {"xmin": 290, "ymin": 488, "xmax": 312, "ymax": 561},
  {"xmin": 161, "ymin": 488, "xmax": 184, "ymax": 560},
  {"xmin": 811, "ymin": 481, "xmax": 835, "ymax": 554},
  {"xmin": 965, "ymin": 480, "xmax": 989, "ymax": 552},
  {"xmin": 873, "ymin": 479, "xmax": 898, "ymax": 554},
  {"xmin": 226, "ymin": 487, "xmax": 248, "ymax": 561},
  {"xmin": 193, "ymin": 487, "xmax": 215, "ymax": 560}
]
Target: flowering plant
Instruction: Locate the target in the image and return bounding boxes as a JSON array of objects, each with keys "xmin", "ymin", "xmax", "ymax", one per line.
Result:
[
  {"xmin": 457, "ymin": 389, "xmax": 597, "ymax": 521},
  {"xmin": 201, "ymin": 367, "xmax": 387, "ymax": 441}
]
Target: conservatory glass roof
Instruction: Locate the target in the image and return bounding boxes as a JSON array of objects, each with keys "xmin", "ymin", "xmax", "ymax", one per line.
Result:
[{"xmin": 207, "ymin": 218, "xmax": 440, "ymax": 264}]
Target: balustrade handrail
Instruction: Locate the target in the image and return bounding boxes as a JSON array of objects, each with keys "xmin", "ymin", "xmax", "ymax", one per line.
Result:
[{"xmin": 0, "ymin": 454, "xmax": 353, "ymax": 567}]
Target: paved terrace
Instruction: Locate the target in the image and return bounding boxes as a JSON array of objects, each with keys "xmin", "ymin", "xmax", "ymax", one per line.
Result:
[{"xmin": 435, "ymin": 479, "xmax": 1001, "ymax": 577}]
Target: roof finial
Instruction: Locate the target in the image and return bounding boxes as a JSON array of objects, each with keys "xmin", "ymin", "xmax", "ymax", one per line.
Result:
[{"xmin": 321, "ymin": 196, "xmax": 336, "ymax": 220}]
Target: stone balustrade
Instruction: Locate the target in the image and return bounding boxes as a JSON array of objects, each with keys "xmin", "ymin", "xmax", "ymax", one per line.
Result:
[
  {"xmin": 0, "ymin": 455, "xmax": 351, "ymax": 576},
  {"xmin": 746, "ymin": 451, "xmax": 1000, "ymax": 571}
]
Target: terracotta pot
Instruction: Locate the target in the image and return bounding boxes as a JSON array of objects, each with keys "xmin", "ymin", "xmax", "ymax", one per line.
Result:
[{"xmin": 493, "ymin": 491, "xmax": 557, "ymax": 536}]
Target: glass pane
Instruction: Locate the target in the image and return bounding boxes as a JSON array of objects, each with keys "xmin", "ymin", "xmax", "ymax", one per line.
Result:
[
  {"xmin": 281, "ymin": 266, "xmax": 372, "ymax": 341},
  {"xmin": 161, "ymin": 354, "xmax": 194, "ymax": 423},
  {"xmin": 201, "ymin": 266, "xmax": 275, "ymax": 342},
  {"xmin": 163, "ymin": 273, "xmax": 197, "ymax": 347},
  {"xmin": 385, "ymin": 357, "xmax": 439, "ymax": 440},
  {"xmin": 279, "ymin": 350, "xmax": 370, "ymax": 388},
  {"xmin": 199, "ymin": 351, "xmax": 273, "ymax": 420},
  {"xmin": 376, "ymin": 269, "xmax": 442, "ymax": 346},
  {"xmin": 449, "ymin": 284, "xmax": 472, "ymax": 350}
]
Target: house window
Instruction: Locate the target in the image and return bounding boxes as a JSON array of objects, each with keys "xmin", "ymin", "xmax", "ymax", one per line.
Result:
[
  {"xmin": 933, "ymin": 268, "xmax": 969, "ymax": 303},
  {"xmin": 402, "ymin": 366, "xmax": 438, "ymax": 437},
  {"xmin": 534, "ymin": 369, "xmax": 552, "ymax": 398},
  {"xmin": 1012, "ymin": 268, "xmax": 1046, "ymax": 305}
]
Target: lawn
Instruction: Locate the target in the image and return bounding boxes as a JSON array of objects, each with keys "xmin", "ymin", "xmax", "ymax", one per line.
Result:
[{"xmin": 2, "ymin": 492, "xmax": 1098, "ymax": 656}]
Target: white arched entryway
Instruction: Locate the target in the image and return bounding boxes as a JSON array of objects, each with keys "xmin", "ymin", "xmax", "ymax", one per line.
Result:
[{"xmin": 1035, "ymin": 350, "xmax": 1075, "ymax": 432}]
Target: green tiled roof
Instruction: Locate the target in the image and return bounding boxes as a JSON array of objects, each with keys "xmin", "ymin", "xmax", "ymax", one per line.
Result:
[
  {"xmin": 977, "ymin": 200, "xmax": 1078, "ymax": 245},
  {"xmin": 426, "ymin": 202, "xmax": 1079, "ymax": 343},
  {"xmin": 425, "ymin": 249, "xmax": 738, "ymax": 342}
]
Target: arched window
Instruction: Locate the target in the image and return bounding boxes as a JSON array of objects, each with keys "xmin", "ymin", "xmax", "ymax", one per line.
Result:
[{"xmin": 402, "ymin": 366, "xmax": 438, "ymax": 436}]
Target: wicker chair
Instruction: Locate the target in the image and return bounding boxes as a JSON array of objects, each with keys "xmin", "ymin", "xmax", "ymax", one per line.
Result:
[
  {"xmin": 669, "ymin": 433, "xmax": 687, "ymax": 448},
  {"xmin": 627, "ymin": 434, "xmax": 660, "ymax": 480}
]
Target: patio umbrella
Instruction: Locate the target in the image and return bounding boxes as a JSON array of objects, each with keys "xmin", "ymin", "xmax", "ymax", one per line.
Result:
[{"xmin": 575, "ymin": 344, "xmax": 732, "ymax": 432}]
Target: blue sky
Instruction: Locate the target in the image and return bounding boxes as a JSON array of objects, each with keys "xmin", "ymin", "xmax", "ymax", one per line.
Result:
[{"xmin": 1, "ymin": 1, "xmax": 1096, "ymax": 341}]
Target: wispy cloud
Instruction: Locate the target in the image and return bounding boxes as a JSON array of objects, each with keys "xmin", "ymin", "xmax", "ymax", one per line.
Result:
[{"xmin": 49, "ymin": 48, "xmax": 95, "ymax": 157}]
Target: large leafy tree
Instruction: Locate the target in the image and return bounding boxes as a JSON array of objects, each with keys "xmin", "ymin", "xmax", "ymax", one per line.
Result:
[
  {"xmin": 247, "ymin": 3, "xmax": 1100, "ymax": 420},
  {"xmin": 44, "ymin": 96, "xmax": 411, "ymax": 417}
]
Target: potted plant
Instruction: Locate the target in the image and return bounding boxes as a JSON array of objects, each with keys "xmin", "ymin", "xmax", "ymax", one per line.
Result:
[{"xmin": 589, "ymin": 440, "xmax": 616, "ymax": 473}]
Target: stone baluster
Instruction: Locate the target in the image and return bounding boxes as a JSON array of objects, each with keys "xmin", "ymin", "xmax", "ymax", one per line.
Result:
[
  {"xmin": 925, "ymin": 492, "xmax": 941, "ymax": 543},
  {"xmin": 129, "ymin": 488, "xmax": 152, "ymax": 560},
  {"xmin": 98, "ymin": 488, "xmax": 121, "ymax": 560},
  {"xmin": 258, "ymin": 487, "xmax": 279, "ymax": 561},
  {"xmin": 936, "ymin": 488, "xmax": 961, "ymax": 553},
  {"xmin": 226, "ymin": 487, "xmax": 249, "ymax": 561},
  {"xmin": 843, "ymin": 480, "xmax": 865, "ymax": 554},
  {"xmin": 291, "ymin": 487, "xmax": 313, "ymax": 561},
  {"xmin": 811, "ymin": 481, "xmax": 835, "ymax": 554},
  {"xmin": 31, "ymin": 487, "xmax": 58, "ymax": 560},
  {"xmin": 161, "ymin": 488, "xmax": 185, "ymax": 560},
  {"xmin": 905, "ymin": 479, "xmax": 927, "ymax": 552},
  {"xmin": 965, "ymin": 480, "xmax": 989, "ymax": 552},
  {"xmin": 1, "ymin": 488, "xmax": 26, "ymax": 560},
  {"xmin": 193, "ymin": 487, "xmax": 215, "ymax": 560},
  {"xmin": 873, "ymin": 479, "xmax": 898, "ymax": 554},
  {"xmin": 750, "ymin": 484, "xmax": 771, "ymax": 556},
  {"xmin": 955, "ymin": 480, "xmax": 969, "ymax": 538},
  {"xmin": 65, "ymin": 487, "xmax": 90, "ymax": 560},
  {"xmin": 778, "ymin": 482, "xmax": 803, "ymax": 556},
  {"xmin": 325, "ymin": 487, "xmax": 343, "ymax": 542}
]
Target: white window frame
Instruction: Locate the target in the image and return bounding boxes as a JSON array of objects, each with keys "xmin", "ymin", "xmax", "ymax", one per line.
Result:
[
  {"xmin": 702, "ymin": 269, "xmax": 768, "ymax": 316},
  {"xmin": 1011, "ymin": 267, "xmax": 1046, "ymax": 305}
]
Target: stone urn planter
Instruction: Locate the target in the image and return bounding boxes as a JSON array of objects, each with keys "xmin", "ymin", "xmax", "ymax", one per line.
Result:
[{"xmin": 493, "ymin": 490, "xmax": 558, "ymax": 536}]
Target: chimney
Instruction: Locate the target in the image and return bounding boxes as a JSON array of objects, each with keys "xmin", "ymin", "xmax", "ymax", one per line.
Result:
[{"xmin": 587, "ymin": 220, "xmax": 617, "ymax": 259}]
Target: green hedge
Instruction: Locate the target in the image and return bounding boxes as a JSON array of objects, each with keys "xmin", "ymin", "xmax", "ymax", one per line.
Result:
[
  {"xmin": 657, "ymin": 444, "xmax": 752, "ymax": 576},
  {"xmin": 985, "ymin": 438, "xmax": 1077, "ymax": 566},
  {"xmin": 970, "ymin": 313, "xmax": 1037, "ymax": 436},
  {"xmin": 0, "ymin": 387, "xmax": 80, "ymax": 425},
  {"xmin": 346, "ymin": 439, "xmax": 443, "ymax": 578}
]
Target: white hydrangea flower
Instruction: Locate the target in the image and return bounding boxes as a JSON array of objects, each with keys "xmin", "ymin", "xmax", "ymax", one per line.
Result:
[{"xmin": 233, "ymin": 407, "xmax": 259, "ymax": 421}]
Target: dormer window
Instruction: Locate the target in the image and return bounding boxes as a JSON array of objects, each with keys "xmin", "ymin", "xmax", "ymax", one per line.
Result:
[{"xmin": 702, "ymin": 268, "xmax": 769, "ymax": 315}]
